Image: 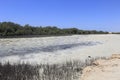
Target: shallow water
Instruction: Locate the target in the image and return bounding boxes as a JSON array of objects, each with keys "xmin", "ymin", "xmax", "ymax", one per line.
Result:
[
  {"xmin": 0, "ymin": 41, "xmax": 99, "ymax": 57},
  {"xmin": 0, "ymin": 34, "xmax": 120, "ymax": 64}
]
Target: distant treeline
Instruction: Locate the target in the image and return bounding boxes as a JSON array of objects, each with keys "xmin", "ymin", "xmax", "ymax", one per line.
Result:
[
  {"xmin": 112, "ymin": 32, "xmax": 120, "ymax": 34},
  {"xmin": 0, "ymin": 22, "xmax": 109, "ymax": 37}
]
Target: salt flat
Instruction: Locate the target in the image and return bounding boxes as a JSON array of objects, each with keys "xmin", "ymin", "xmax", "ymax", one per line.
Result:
[{"xmin": 0, "ymin": 34, "xmax": 120, "ymax": 64}]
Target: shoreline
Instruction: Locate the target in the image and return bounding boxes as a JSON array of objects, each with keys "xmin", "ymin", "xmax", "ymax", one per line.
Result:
[
  {"xmin": 0, "ymin": 34, "xmax": 73, "ymax": 38},
  {"xmin": 0, "ymin": 34, "xmax": 114, "ymax": 39}
]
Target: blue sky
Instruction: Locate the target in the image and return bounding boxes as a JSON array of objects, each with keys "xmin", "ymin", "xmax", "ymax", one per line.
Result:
[{"xmin": 0, "ymin": 0, "xmax": 120, "ymax": 32}]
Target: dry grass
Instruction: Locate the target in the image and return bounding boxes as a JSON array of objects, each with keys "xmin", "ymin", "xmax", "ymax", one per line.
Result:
[{"xmin": 0, "ymin": 57, "xmax": 107, "ymax": 80}]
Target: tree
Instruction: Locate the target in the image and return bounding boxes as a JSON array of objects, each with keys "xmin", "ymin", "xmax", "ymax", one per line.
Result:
[{"xmin": 0, "ymin": 21, "xmax": 109, "ymax": 37}]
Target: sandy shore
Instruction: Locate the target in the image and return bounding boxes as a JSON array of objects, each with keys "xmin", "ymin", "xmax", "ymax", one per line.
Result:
[{"xmin": 80, "ymin": 54, "xmax": 120, "ymax": 80}]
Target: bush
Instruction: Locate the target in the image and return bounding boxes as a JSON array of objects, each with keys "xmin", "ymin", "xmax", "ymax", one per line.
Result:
[{"xmin": 0, "ymin": 57, "xmax": 107, "ymax": 80}]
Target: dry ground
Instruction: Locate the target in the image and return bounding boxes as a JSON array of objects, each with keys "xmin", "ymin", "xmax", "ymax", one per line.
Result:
[{"xmin": 80, "ymin": 54, "xmax": 120, "ymax": 80}]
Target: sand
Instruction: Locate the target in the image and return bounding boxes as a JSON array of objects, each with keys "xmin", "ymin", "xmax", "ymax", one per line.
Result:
[{"xmin": 80, "ymin": 54, "xmax": 120, "ymax": 80}]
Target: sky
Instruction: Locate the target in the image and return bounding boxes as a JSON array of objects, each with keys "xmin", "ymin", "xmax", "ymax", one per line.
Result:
[{"xmin": 0, "ymin": 0, "xmax": 120, "ymax": 32}]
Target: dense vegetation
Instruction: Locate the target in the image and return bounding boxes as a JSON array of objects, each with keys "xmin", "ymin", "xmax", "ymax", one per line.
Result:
[
  {"xmin": 0, "ymin": 57, "xmax": 107, "ymax": 80},
  {"xmin": 0, "ymin": 22, "xmax": 108, "ymax": 37},
  {"xmin": 112, "ymin": 32, "xmax": 120, "ymax": 34}
]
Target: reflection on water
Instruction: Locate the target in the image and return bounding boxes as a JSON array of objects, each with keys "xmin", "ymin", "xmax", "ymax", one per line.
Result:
[{"xmin": 0, "ymin": 42, "xmax": 100, "ymax": 57}]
